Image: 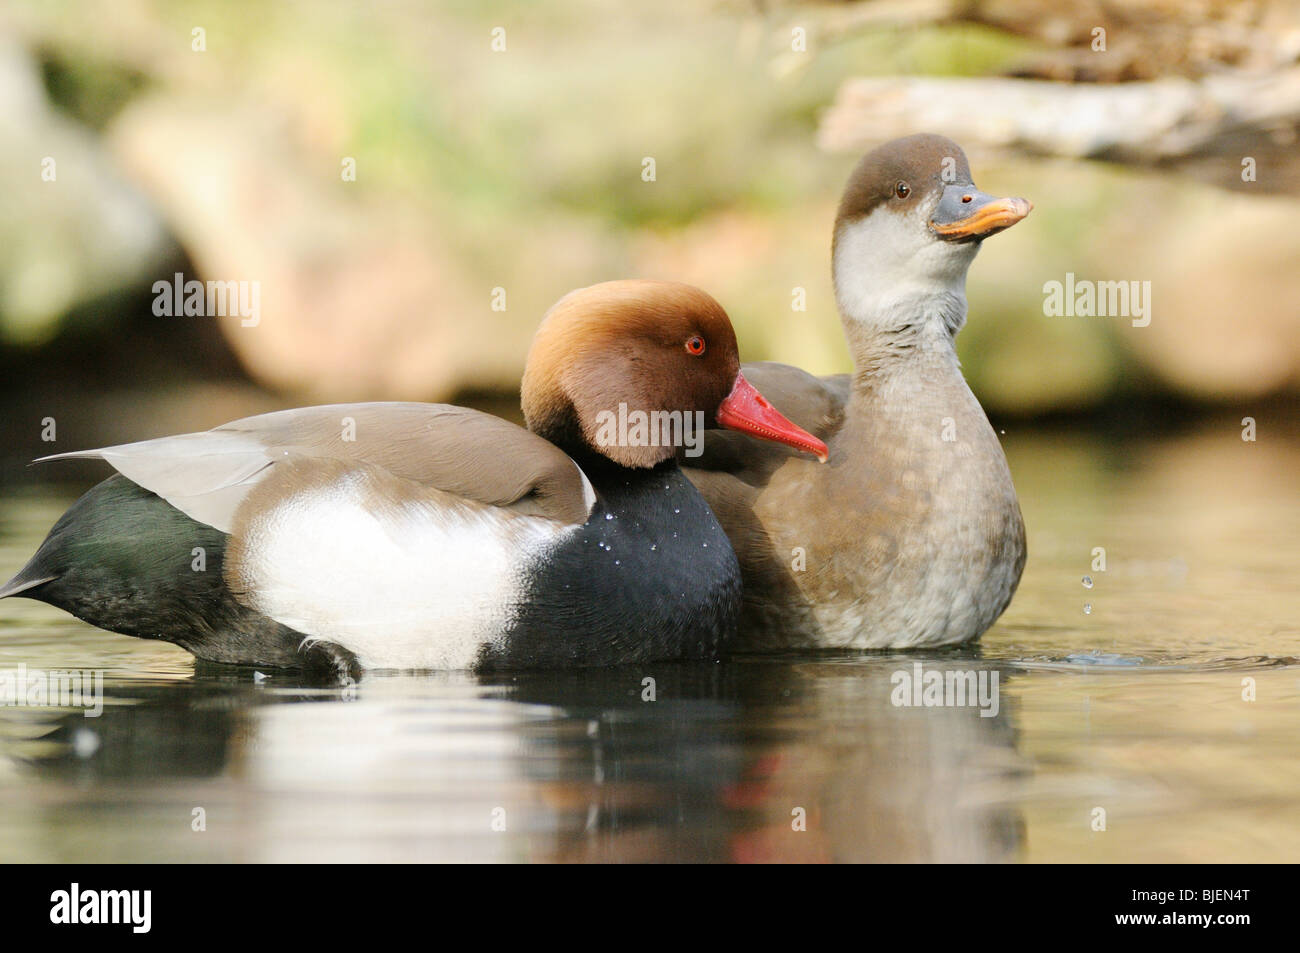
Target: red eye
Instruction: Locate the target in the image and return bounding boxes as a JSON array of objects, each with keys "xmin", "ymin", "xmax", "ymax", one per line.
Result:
[{"xmin": 685, "ymin": 335, "xmax": 706, "ymax": 356}]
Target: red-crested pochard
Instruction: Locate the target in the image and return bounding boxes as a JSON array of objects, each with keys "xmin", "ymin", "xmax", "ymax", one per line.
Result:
[
  {"xmin": 1, "ymin": 281, "xmax": 826, "ymax": 677},
  {"xmin": 683, "ymin": 134, "xmax": 1031, "ymax": 649}
]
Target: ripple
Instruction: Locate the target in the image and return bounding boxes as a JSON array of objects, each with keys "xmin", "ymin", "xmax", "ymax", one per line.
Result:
[{"xmin": 1007, "ymin": 653, "xmax": 1297, "ymax": 673}]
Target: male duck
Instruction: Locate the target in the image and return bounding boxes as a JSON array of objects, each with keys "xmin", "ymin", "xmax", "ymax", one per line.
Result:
[{"xmin": 1, "ymin": 280, "xmax": 826, "ymax": 676}]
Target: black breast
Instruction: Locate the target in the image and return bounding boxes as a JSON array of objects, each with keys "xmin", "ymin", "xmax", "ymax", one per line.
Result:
[{"xmin": 482, "ymin": 459, "xmax": 742, "ymax": 669}]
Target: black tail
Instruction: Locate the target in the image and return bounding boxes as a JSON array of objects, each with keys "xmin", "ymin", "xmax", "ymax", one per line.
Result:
[
  {"xmin": 0, "ymin": 569, "xmax": 57, "ymax": 600},
  {"xmin": 4, "ymin": 474, "xmax": 308, "ymax": 668}
]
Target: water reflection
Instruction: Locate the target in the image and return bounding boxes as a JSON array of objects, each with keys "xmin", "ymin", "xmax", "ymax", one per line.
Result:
[
  {"xmin": 3, "ymin": 655, "xmax": 1027, "ymax": 862},
  {"xmin": 0, "ymin": 419, "xmax": 1297, "ymax": 862}
]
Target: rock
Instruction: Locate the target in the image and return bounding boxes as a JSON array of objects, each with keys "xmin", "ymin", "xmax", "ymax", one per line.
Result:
[
  {"xmin": 0, "ymin": 38, "xmax": 173, "ymax": 345},
  {"xmin": 105, "ymin": 95, "xmax": 498, "ymax": 401}
]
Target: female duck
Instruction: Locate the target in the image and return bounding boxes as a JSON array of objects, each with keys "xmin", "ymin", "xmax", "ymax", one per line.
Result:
[{"xmin": 1, "ymin": 281, "xmax": 826, "ymax": 676}]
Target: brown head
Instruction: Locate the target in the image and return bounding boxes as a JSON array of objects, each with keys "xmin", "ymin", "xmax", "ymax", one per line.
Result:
[
  {"xmin": 522, "ymin": 280, "xmax": 827, "ymax": 468},
  {"xmin": 831, "ymin": 134, "xmax": 1031, "ymax": 333}
]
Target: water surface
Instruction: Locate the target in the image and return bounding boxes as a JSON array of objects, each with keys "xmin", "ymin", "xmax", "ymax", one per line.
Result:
[{"xmin": 0, "ymin": 421, "xmax": 1296, "ymax": 862}]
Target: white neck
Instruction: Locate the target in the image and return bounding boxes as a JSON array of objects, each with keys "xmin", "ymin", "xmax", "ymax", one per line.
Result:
[{"xmin": 831, "ymin": 205, "xmax": 978, "ymax": 370}]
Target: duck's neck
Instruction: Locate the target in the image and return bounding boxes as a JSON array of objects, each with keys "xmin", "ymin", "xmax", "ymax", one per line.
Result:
[
  {"xmin": 534, "ymin": 416, "xmax": 677, "ymax": 472},
  {"xmin": 831, "ymin": 214, "xmax": 975, "ymax": 386},
  {"xmin": 839, "ymin": 289, "xmax": 969, "ymax": 388},
  {"xmin": 836, "ymin": 284, "xmax": 1007, "ymax": 492},
  {"xmin": 568, "ymin": 448, "xmax": 680, "ymax": 491}
]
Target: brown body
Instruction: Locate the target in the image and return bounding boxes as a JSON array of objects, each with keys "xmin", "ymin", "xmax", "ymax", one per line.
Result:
[
  {"xmin": 685, "ymin": 356, "xmax": 1025, "ymax": 649},
  {"xmin": 684, "ymin": 135, "xmax": 1030, "ymax": 650}
]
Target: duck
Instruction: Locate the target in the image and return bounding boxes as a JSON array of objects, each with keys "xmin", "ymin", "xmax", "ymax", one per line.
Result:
[
  {"xmin": 682, "ymin": 134, "xmax": 1031, "ymax": 650},
  {"xmin": 0, "ymin": 280, "xmax": 827, "ymax": 677}
]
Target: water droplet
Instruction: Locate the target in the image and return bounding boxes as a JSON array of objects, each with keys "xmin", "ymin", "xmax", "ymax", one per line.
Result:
[
  {"xmin": 1082, "ymin": 575, "xmax": 1094, "ymax": 589},
  {"xmin": 614, "ymin": 560, "xmax": 620, "ymax": 566},
  {"xmin": 702, "ymin": 542, "xmax": 708, "ymax": 548},
  {"xmin": 72, "ymin": 729, "xmax": 99, "ymax": 759},
  {"xmin": 605, "ymin": 513, "xmax": 614, "ymax": 520},
  {"xmin": 673, "ymin": 508, "xmax": 680, "ymax": 514},
  {"xmin": 1083, "ymin": 603, "xmax": 1093, "ymax": 615}
]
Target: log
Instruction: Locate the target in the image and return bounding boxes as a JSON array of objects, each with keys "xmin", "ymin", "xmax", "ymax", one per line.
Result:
[{"xmin": 817, "ymin": 71, "xmax": 1300, "ymax": 194}]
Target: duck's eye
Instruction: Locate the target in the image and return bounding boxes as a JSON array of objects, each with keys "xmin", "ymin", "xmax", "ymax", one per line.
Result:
[
  {"xmin": 685, "ymin": 335, "xmax": 706, "ymax": 356},
  {"xmin": 895, "ymin": 181, "xmax": 910, "ymax": 199}
]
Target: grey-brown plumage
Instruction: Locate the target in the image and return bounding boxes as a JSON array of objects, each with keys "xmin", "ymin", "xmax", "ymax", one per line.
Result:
[{"xmin": 684, "ymin": 135, "xmax": 1031, "ymax": 649}]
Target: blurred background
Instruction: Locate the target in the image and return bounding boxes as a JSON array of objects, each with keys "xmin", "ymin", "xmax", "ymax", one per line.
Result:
[
  {"xmin": 1, "ymin": 0, "xmax": 1299, "ymax": 864},
  {"xmin": 1, "ymin": 0, "xmax": 1298, "ymax": 466}
]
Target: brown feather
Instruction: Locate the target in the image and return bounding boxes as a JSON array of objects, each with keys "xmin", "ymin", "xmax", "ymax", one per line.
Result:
[{"xmin": 522, "ymin": 280, "xmax": 741, "ymax": 468}]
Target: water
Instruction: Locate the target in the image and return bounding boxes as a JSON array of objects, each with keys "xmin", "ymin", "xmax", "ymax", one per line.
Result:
[{"xmin": 0, "ymin": 421, "xmax": 1296, "ymax": 862}]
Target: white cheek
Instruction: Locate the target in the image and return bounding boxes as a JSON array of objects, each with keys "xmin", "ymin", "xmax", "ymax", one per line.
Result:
[{"xmin": 833, "ymin": 204, "xmax": 977, "ymax": 322}]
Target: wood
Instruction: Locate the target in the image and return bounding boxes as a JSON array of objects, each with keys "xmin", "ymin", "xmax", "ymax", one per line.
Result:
[
  {"xmin": 818, "ymin": 71, "xmax": 1300, "ymax": 194},
  {"xmin": 803, "ymin": 0, "xmax": 1300, "ymax": 193}
]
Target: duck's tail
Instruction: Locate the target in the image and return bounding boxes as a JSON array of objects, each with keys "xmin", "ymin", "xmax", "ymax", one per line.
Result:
[{"xmin": 0, "ymin": 569, "xmax": 56, "ymax": 600}]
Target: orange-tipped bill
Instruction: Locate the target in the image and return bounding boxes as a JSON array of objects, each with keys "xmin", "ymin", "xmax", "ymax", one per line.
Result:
[
  {"xmin": 931, "ymin": 189, "xmax": 1032, "ymax": 242},
  {"xmin": 717, "ymin": 373, "xmax": 829, "ymax": 462}
]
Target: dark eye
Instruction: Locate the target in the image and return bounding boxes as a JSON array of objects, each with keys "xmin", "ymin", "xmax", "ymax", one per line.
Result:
[
  {"xmin": 895, "ymin": 181, "xmax": 910, "ymax": 199},
  {"xmin": 685, "ymin": 335, "xmax": 706, "ymax": 356}
]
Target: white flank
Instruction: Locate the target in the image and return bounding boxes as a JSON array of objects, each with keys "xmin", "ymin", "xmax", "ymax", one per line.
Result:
[{"xmin": 236, "ymin": 474, "xmax": 571, "ymax": 670}]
